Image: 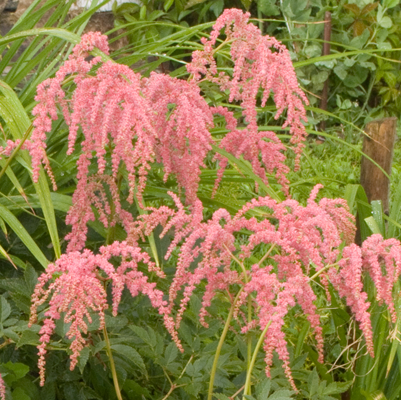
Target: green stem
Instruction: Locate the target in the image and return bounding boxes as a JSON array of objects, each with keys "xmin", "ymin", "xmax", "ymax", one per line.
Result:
[
  {"xmin": 223, "ymin": 244, "xmax": 253, "ymax": 369},
  {"xmin": 208, "ymin": 289, "xmax": 243, "ymax": 400},
  {"xmin": 103, "ymin": 325, "xmax": 123, "ymax": 400},
  {"xmin": 243, "ymin": 320, "xmax": 272, "ymax": 396}
]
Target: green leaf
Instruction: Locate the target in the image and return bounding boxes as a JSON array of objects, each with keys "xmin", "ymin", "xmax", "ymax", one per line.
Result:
[
  {"xmin": 164, "ymin": 341, "xmax": 178, "ymax": 364},
  {"xmin": 361, "ymin": 390, "xmax": 388, "ymax": 400},
  {"xmin": 123, "ymin": 379, "xmax": 150, "ymax": 398},
  {"xmin": 295, "ymin": 321, "xmax": 309, "ymax": 358},
  {"xmin": 0, "ymin": 80, "xmax": 61, "ymax": 261},
  {"xmin": 371, "ymin": 200, "xmax": 385, "ymax": 236},
  {"xmin": 308, "ymin": 369, "xmax": 320, "ymax": 397},
  {"xmin": 379, "ymin": 16, "xmax": 392, "ymax": 28},
  {"xmin": 269, "ymin": 389, "xmax": 294, "ymax": 399},
  {"xmin": 78, "ymin": 346, "xmax": 90, "ymax": 374},
  {"xmin": 164, "ymin": 0, "xmax": 174, "ymax": 11},
  {"xmin": 0, "ymin": 203, "xmax": 48, "ymax": 268},
  {"xmin": 0, "ymin": 297, "xmax": 11, "ymax": 323},
  {"xmin": 24, "ymin": 264, "xmax": 38, "ymax": 294},
  {"xmin": 12, "ymin": 387, "xmax": 30, "ymax": 400},
  {"xmin": 255, "ymin": 379, "xmax": 271, "ymax": 398},
  {"xmin": 383, "ymin": 0, "xmax": 399, "ymax": 8},
  {"xmin": 17, "ymin": 330, "xmax": 39, "ymax": 348},
  {"xmin": 240, "ymin": 0, "xmax": 253, "ymax": 10},
  {"xmin": 365, "ymin": 216, "xmax": 382, "ymax": 235},
  {"xmin": 334, "ymin": 64, "xmax": 348, "ymax": 80},
  {"xmin": 258, "ymin": 0, "xmax": 280, "ymax": 15},
  {"xmin": 210, "ymin": 0, "xmax": 224, "ymax": 17},
  {"xmin": 129, "ymin": 325, "xmax": 156, "ymax": 347},
  {"xmin": 324, "ymin": 381, "xmax": 352, "ymax": 395},
  {"xmin": 212, "ymin": 145, "xmax": 281, "ymax": 201},
  {"xmin": 2, "ymin": 362, "xmax": 29, "ymax": 383},
  {"xmin": 111, "ymin": 344, "xmax": 146, "ymax": 372}
]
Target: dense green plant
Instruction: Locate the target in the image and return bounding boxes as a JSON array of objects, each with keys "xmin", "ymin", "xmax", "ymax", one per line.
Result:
[{"xmin": 0, "ymin": 1, "xmax": 399, "ymax": 400}]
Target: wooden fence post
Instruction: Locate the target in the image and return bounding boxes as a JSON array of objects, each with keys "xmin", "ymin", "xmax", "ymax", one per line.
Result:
[
  {"xmin": 318, "ymin": 11, "xmax": 331, "ymax": 132},
  {"xmin": 360, "ymin": 117, "xmax": 397, "ymax": 214}
]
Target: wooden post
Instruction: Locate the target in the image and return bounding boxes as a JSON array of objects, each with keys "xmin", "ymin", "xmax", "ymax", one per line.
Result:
[
  {"xmin": 318, "ymin": 12, "xmax": 331, "ymax": 132},
  {"xmin": 360, "ymin": 117, "xmax": 397, "ymax": 214}
]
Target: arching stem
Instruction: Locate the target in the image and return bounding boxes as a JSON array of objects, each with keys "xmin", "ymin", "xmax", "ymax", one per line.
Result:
[
  {"xmin": 208, "ymin": 289, "xmax": 243, "ymax": 400},
  {"xmin": 243, "ymin": 320, "xmax": 272, "ymax": 396},
  {"xmin": 103, "ymin": 325, "xmax": 123, "ymax": 400}
]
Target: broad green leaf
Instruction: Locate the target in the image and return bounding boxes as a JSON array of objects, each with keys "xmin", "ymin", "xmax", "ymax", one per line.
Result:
[
  {"xmin": 365, "ymin": 216, "xmax": 382, "ymax": 235},
  {"xmin": 0, "ymin": 296, "xmax": 11, "ymax": 323},
  {"xmin": 164, "ymin": 342, "xmax": 178, "ymax": 364},
  {"xmin": 24, "ymin": 264, "xmax": 38, "ymax": 294},
  {"xmin": 129, "ymin": 325, "xmax": 156, "ymax": 348},
  {"xmin": 17, "ymin": 330, "xmax": 39, "ymax": 348},
  {"xmin": 371, "ymin": 200, "xmax": 385, "ymax": 236},
  {"xmin": 2, "ymin": 361, "xmax": 29, "ymax": 382},
  {"xmin": 361, "ymin": 390, "xmax": 388, "ymax": 400},
  {"xmin": 111, "ymin": 344, "xmax": 146, "ymax": 372},
  {"xmin": 384, "ymin": 0, "xmax": 399, "ymax": 8},
  {"xmin": 78, "ymin": 346, "xmax": 90, "ymax": 374},
  {"xmin": 258, "ymin": 0, "xmax": 280, "ymax": 15},
  {"xmin": 0, "ymin": 203, "xmax": 48, "ymax": 268}
]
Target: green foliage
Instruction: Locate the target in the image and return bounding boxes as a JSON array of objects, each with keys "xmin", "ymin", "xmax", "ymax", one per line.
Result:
[{"xmin": 0, "ymin": 0, "xmax": 399, "ymax": 399}]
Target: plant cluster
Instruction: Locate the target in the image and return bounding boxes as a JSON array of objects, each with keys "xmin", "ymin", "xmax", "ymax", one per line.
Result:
[{"xmin": 0, "ymin": 8, "xmax": 395, "ymax": 400}]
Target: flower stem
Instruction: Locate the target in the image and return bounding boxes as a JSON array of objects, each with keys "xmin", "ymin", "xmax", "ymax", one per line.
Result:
[
  {"xmin": 243, "ymin": 320, "xmax": 272, "ymax": 396},
  {"xmin": 103, "ymin": 326, "xmax": 123, "ymax": 400},
  {"xmin": 208, "ymin": 289, "xmax": 243, "ymax": 400}
]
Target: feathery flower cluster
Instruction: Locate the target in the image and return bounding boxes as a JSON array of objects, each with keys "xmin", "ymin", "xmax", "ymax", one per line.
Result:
[
  {"xmin": 133, "ymin": 187, "xmax": 357, "ymax": 388},
  {"xmin": 25, "ymin": 10, "xmax": 401, "ymax": 394},
  {"xmin": 0, "ymin": 374, "xmax": 5, "ymax": 400},
  {"xmin": 29, "ymin": 241, "xmax": 173, "ymax": 386},
  {"xmin": 5, "ymin": 9, "xmax": 310, "ymax": 252},
  {"xmin": 187, "ymin": 8, "xmax": 309, "ymax": 193}
]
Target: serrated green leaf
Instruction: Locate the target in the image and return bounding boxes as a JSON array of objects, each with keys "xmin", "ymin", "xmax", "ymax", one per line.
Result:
[
  {"xmin": 17, "ymin": 330, "xmax": 39, "ymax": 348},
  {"xmin": 24, "ymin": 264, "xmax": 38, "ymax": 294},
  {"xmin": 12, "ymin": 387, "xmax": 30, "ymax": 400},
  {"xmin": 111, "ymin": 344, "xmax": 146, "ymax": 372},
  {"xmin": 0, "ymin": 296, "xmax": 11, "ymax": 323},
  {"xmin": 129, "ymin": 325, "xmax": 156, "ymax": 347},
  {"xmin": 258, "ymin": 0, "xmax": 280, "ymax": 16},
  {"xmin": 78, "ymin": 346, "xmax": 90, "ymax": 374},
  {"xmin": 324, "ymin": 381, "xmax": 352, "ymax": 395},
  {"xmin": 164, "ymin": 341, "xmax": 178, "ymax": 364},
  {"xmin": 2, "ymin": 328, "xmax": 19, "ymax": 342}
]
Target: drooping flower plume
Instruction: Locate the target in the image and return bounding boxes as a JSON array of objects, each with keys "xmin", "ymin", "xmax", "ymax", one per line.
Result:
[
  {"xmin": 22, "ymin": 10, "xmax": 401, "ymax": 395},
  {"xmin": 29, "ymin": 241, "xmax": 174, "ymax": 386},
  {"xmin": 133, "ymin": 186, "xmax": 358, "ymax": 387},
  {"xmin": 187, "ymin": 8, "xmax": 309, "ymax": 193}
]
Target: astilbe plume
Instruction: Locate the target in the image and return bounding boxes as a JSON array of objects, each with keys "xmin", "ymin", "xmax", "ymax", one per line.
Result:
[
  {"xmin": 23, "ymin": 10, "xmax": 401, "ymax": 394},
  {"xmin": 361, "ymin": 234, "xmax": 401, "ymax": 322},
  {"xmin": 0, "ymin": 374, "xmax": 5, "ymax": 400},
  {"xmin": 134, "ymin": 187, "xmax": 362, "ymax": 388},
  {"xmin": 29, "ymin": 241, "xmax": 174, "ymax": 386},
  {"xmin": 8, "ymin": 10, "xmax": 310, "ymax": 252},
  {"xmin": 187, "ymin": 8, "xmax": 309, "ymax": 193}
]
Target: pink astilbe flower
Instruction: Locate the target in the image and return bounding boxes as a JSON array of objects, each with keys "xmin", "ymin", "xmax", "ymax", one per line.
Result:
[
  {"xmin": 136, "ymin": 187, "xmax": 359, "ymax": 384},
  {"xmin": 29, "ymin": 241, "xmax": 172, "ymax": 386},
  {"xmin": 143, "ymin": 74, "xmax": 214, "ymax": 205},
  {"xmin": 0, "ymin": 373, "xmax": 5, "ymax": 400},
  {"xmin": 188, "ymin": 9, "xmax": 308, "ymax": 194},
  {"xmin": 65, "ymin": 174, "xmax": 133, "ymax": 252},
  {"xmin": 361, "ymin": 234, "xmax": 401, "ymax": 323},
  {"xmin": 328, "ymin": 244, "xmax": 374, "ymax": 356}
]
